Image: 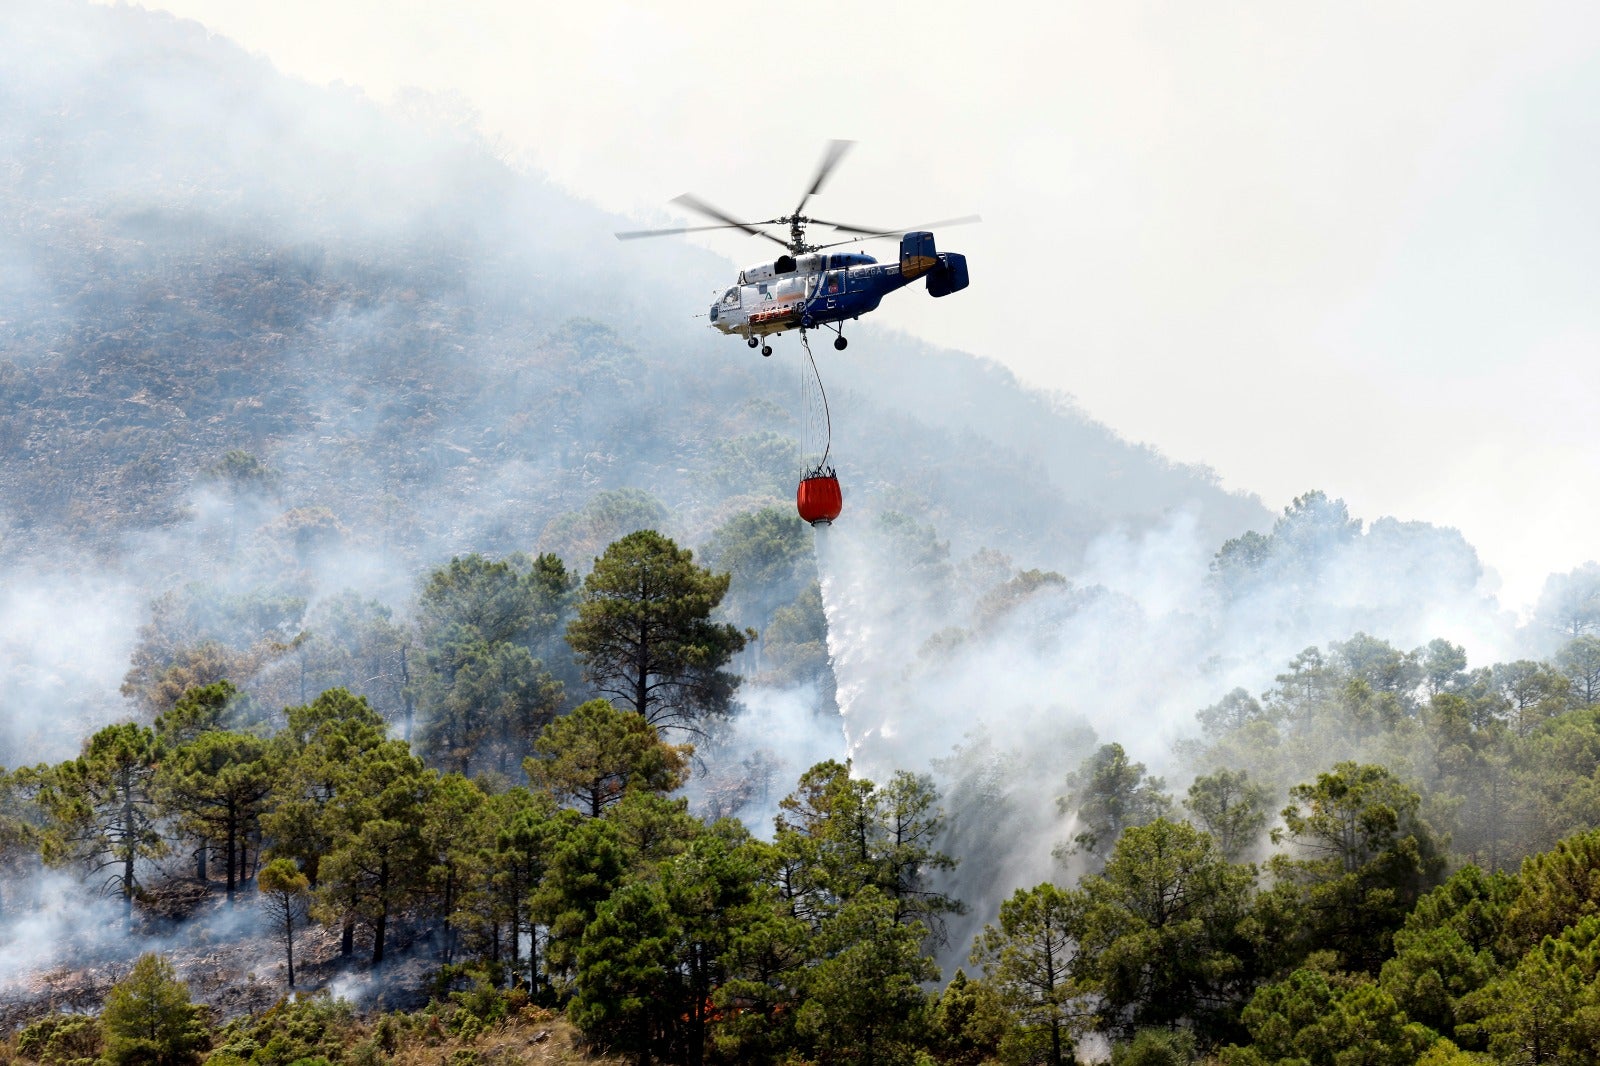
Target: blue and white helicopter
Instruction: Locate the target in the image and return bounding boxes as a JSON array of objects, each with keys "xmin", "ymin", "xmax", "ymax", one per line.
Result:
[{"xmin": 617, "ymin": 141, "xmax": 974, "ymax": 356}]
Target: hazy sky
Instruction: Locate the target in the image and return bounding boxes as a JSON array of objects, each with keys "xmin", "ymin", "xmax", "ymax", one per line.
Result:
[{"xmin": 109, "ymin": 0, "xmax": 1599, "ymax": 610}]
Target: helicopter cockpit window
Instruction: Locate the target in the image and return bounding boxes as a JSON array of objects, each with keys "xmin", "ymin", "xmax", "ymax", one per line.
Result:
[
  {"xmin": 824, "ymin": 270, "xmax": 844, "ymax": 295},
  {"xmin": 722, "ymin": 288, "xmax": 739, "ymax": 308}
]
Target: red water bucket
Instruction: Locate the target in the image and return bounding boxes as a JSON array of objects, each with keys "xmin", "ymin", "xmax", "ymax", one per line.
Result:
[{"xmin": 796, "ymin": 474, "xmax": 843, "ymax": 527}]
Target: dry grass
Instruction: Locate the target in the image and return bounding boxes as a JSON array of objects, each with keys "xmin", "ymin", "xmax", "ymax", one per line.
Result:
[{"xmin": 385, "ymin": 1007, "xmax": 629, "ymax": 1066}]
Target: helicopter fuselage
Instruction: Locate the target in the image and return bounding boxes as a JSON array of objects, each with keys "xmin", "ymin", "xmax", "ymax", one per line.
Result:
[{"xmin": 708, "ymin": 232, "xmax": 967, "ymax": 340}]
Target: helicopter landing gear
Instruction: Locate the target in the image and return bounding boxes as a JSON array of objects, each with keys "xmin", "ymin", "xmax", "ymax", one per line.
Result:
[
  {"xmin": 818, "ymin": 320, "xmax": 848, "ymax": 351},
  {"xmin": 746, "ymin": 336, "xmax": 759, "ymax": 349},
  {"xmin": 761, "ymin": 344, "xmax": 773, "ymax": 357}
]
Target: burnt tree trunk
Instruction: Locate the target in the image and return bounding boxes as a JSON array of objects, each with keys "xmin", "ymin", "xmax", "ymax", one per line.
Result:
[{"xmin": 372, "ymin": 858, "xmax": 390, "ymax": 965}]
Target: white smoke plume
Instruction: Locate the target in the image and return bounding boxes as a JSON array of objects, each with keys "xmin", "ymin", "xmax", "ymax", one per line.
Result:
[
  {"xmin": 807, "ymin": 496, "xmax": 1522, "ymax": 965},
  {"xmin": 0, "ymin": 569, "xmax": 142, "ymax": 766}
]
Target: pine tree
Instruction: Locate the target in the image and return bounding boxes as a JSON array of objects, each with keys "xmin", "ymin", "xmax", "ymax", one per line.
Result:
[
  {"xmin": 566, "ymin": 531, "xmax": 749, "ymax": 734},
  {"xmin": 100, "ymin": 954, "xmax": 209, "ymax": 1066},
  {"xmin": 257, "ymin": 859, "xmax": 309, "ymax": 988},
  {"xmin": 37, "ymin": 724, "xmax": 166, "ymax": 923}
]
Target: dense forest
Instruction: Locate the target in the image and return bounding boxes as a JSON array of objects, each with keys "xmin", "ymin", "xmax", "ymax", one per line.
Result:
[{"xmin": 5, "ymin": 3, "xmax": 1600, "ymax": 1065}]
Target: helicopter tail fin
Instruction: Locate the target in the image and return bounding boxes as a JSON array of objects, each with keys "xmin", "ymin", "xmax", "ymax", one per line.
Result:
[
  {"xmin": 927, "ymin": 253, "xmax": 970, "ymax": 297},
  {"xmin": 899, "ymin": 231, "xmax": 939, "ymax": 280}
]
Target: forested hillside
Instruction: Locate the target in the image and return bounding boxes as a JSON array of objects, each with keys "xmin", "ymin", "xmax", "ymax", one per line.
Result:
[
  {"xmin": 0, "ymin": 0, "xmax": 1264, "ymax": 769},
  {"xmin": 4, "ymin": 3, "xmax": 1600, "ymax": 1065}
]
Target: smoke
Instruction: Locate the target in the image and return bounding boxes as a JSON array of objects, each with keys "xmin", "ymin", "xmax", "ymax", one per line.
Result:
[
  {"xmin": 0, "ymin": 568, "xmax": 141, "ymax": 767},
  {"xmin": 0, "ymin": 862, "xmax": 275, "ymax": 1012},
  {"xmin": 0, "ymin": 870, "xmax": 125, "ymax": 990},
  {"xmin": 804, "ymin": 496, "xmax": 1523, "ymax": 967},
  {"xmin": 683, "ymin": 684, "xmax": 845, "ymax": 834},
  {"xmin": 817, "ymin": 511, "xmax": 1220, "ymax": 777},
  {"xmin": 327, "ymin": 971, "xmax": 380, "ymax": 1010}
]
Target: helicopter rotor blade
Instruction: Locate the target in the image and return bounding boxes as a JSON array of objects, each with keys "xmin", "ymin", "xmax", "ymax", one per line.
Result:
[
  {"xmin": 616, "ymin": 222, "xmax": 770, "ymax": 240},
  {"xmin": 794, "ymin": 139, "xmax": 855, "ymax": 217},
  {"xmin": 814, "ymin": 214, "xmax": 983, "ymax": 238},
  {"xmin": 812, "ymin": 235, "xmax": 884, "ymax": 251},
  {"xmin": 669, "ymin": 193, "xmax": 790, "ymax": 248}
]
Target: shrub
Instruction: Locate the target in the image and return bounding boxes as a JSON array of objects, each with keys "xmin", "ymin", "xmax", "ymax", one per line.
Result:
[
  {"xmin": 1112, "ymin": 1028, "xmax": 1199, "ymax": 1066},
  {"xmin": 15, "ymin": 1014, "xmax": 102, "ymax": 1066},
  {"xmin": 100, "ymin": 955, "xmax": 209, "ymax": 1066}
]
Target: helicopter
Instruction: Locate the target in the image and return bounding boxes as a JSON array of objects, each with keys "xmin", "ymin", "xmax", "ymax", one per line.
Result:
[{"xmin": 616, "ymin": 140, "xmax": 975, "ymax": 356}]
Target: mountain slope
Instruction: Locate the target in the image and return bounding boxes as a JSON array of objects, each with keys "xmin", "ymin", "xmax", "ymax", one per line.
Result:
[{"xmin": 0, "ymin": 0, "xmax": 1264, "ymax": 585}]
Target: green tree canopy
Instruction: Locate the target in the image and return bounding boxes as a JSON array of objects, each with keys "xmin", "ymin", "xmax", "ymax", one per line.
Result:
[
  {"xmin": 773, "ymin": 760, "xmax": 963, "ymax": 939},
  {"xmin": 257, "ymin": 858, "xmax": 310, "ymax": 988},
  {"xmin": 1467, "ymin": 913, "xmax": 1600, "ymax": 1066},
  {"xmin": 566, "ymin": 530, "xmax": 749, "ymax": 733},
  {"xmin": 152, "ymin": 681, "xmax": 244, "ymax": 747},
  {"xmin": 263, "ymin": 688, "xmax": 388, "ymax": 887},
  {"xmin": 36, "ymin": 723, "xmax": 166, "ymax": 921},
  {"xmin": 969, "ymin": 881, "xmax": 1088, "ymax": 1066},
  {"xmin": 760, "ymin": 582, "xmax": 832, "ymax": 693},
  {"xmin": 1074, "ymin": 817, "xmax": 1257, "ymax": 1042},
  {"xmin": 413, "ymin": 553, "xmax": 573, "ymax": 775},
  {"xmin": 1223, "ymin": 963, "xmax": 1433, "ymax": 1066},
  {"xmin": 1502, "ymin": 828, "xmax": 1600, "ymax": 954},
  {"xmin": 1534, "ymin": 562, "xmax": 1600, "ymax": 640},
  {"xmin": 100, "ymin": 954, "xmax": 209, "ymax": 1066},
  {"xmin": 315, "ymin": 740, "xmax": 434, "ymax": 964},
  {"xmin": 928, "ymin": 970, "xmax": 1010, "ymax": 1066},
  {"xmin": 700, "ymin": 505, "xmax": 814, "ymax": 636},
  {"xmin": 0, "ymin": 766, "xmax": 40, "ymax": 919},
  {"xmin": 1268, "ymin": 762, "xmax": 1446, "ymax": 972},
  {"xmin": 1056, "ymin": 743, "xmax": 1172, "ymax": 864},
  {"xmin": 1556, "ymin": 635, "xmax": 1600, "ymax": 707},
  {"xmin": 1184, "ymin": 768, "xmax": 1270, "ymax": 862},
  {"xmin": 157, "ymin": 730, "xmax": 274, "ymax": 901},
  {"xmin": 795, "ymin": 887, "xmax": 938, "ymax": 1066},
  {"xmin": 417, "ymin": 553, "xmax": 544, "ymax": 650},
  {"xmin": 465, "ymin": 786, "xmax": 563, "ymax": 982},
  {"xmin": 532, "ymin": 814, "xmax": 632, "ymax": 978},
  {"xmin": 1379, "ymin": 864, "xmax": 1516, "ymax": 1046},
  {"xmin": 570, "ymin": 879, "xmax": 677, "ymax": 1066},
  {"xmin": 418, "ymin": 771, "xmax": 489, "ymax": 966},
  {"xmin": 656, "ymin": 829, "xmax": 768, "ymax": 1064},
  {"xmin": 417, "ymin": 639, "xmax": 562, "ymax": 776},
  {"xmin": 1197, "ymin": 688, "xmax": 1270, "ymax": 738},
  {"xmin": 525, "ymin": 699, "xmax": 689, "ymax": 817}
]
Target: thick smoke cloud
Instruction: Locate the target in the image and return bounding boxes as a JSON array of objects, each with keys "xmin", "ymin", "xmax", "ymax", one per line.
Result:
[
  {"xmin": 808, "ymin": 496, "xmax": 1521, "ymax": 964},
  {"xmin": 0, "ymin": 569, "xmax": 141, "ymax": 766}
]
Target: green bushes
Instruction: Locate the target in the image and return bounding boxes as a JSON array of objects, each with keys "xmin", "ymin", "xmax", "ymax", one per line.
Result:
[
  {"xmin": 209, "ymin": 995, "xmax": 352, "ymax": 1066},
  {"xmin": 15, "ymin": 1014, "xmax": 101, "ymax": 1066},
  {"xmin": 99, "ymin": 956, "xmax": 208, "ymax": 1066}
]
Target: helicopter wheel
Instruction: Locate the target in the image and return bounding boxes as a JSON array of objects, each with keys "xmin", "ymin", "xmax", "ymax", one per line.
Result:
[
  {"xmin": 746, "ymin": 336, "xmax": 759, "ymax": 349},
  {"xmin": 833, "ymin": 335, "xmax": 848, "ymax": 351},
  {"xmin": 761, "ymin": 344, "xmax": 773, "ymax": 357}
]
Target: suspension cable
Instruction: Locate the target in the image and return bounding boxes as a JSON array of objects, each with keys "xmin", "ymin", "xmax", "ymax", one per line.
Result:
[{"xmin": 800, "ymin": 330, "xmax": 832, "ymax": 476}]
